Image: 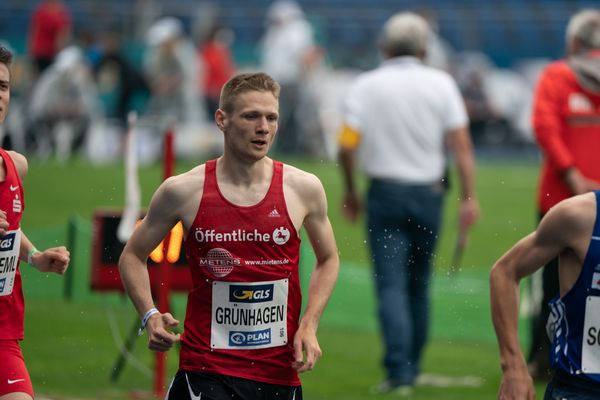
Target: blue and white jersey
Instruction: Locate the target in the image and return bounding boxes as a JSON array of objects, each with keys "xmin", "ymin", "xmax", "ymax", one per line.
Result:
[{"xmin": 547, "ymin": 190, "xmax": 600, "ymax": 383}]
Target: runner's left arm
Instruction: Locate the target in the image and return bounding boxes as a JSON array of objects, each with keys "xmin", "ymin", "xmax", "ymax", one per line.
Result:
[
  {"xmin": 19, "ymin": 231, "xmax": 70, "ymax": 274},
  {"xmin": 1, "ymin": 151, "xmax": 70, "ymax": 274},
  {"xmin": 294, "ymin": 174, "xmax": 339, "ymax": 373}
]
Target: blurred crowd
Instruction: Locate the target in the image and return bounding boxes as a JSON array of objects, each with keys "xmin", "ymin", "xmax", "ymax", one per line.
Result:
[{"xmin": 0, "ymin": 0, "xmax": 547, "ymax": 164}]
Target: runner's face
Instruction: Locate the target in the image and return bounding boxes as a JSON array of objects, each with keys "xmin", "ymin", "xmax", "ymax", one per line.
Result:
[
  {"xmin": 220, "ymin": 90, "xmax": 278, "ymax": 161},
  {"xmin": 0, "ymin": 64, "xmax": 10, "ymax": 124}
]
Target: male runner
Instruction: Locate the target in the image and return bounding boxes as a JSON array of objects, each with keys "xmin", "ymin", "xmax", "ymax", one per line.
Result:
[
  {"xmin": 491, "ymin": 191, "xmax": 600, "ymax": 399},
  {"xmin": 0, "ymin": 46, "xmax": 70, "ymax": 400},
  {"xmin": 119, "ymin": 72, "xmax": 339, "ymax": 399}
]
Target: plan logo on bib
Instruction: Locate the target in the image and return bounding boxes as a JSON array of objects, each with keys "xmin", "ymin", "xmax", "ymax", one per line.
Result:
[
  {"xmin": 272, "ymin": 227, "xmax": 290, "ymax": 245},
  {"xmin": 229, "ymin": 328, "xmax": 272, "ymax": 347}
]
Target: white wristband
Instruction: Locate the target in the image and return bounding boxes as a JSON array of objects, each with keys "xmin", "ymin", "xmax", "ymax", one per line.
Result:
[
  {"xmin": 27, "ymin": 248, "xmax": 41, "ymax": 265},
  {"xmin": 138, "ymin": 307, "xmax": 159, "ymax": 336}
]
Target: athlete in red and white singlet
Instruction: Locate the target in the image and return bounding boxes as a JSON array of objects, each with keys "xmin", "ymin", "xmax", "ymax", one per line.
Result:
[
  {"xmin": 0, "ymin": 148, "xmax": 31, "ymax": 398},
  {"xmin": 181, "ymin": 159, "xmax": 301, "ymax": 385},
  {"xmin": 0, "ymin": 149, "xmax": 26, "ymax": 339},
  {"xmin": 0, "ymin": 45, "xmax": 70, "ymax": 400},
  {"xmin": 119, "ymin": 73, "xmax": 339, "ymax": 399}
]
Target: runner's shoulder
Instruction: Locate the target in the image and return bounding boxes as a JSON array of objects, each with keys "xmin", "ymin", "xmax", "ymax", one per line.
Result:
[
  {"xmin": 282, "ymin": 164, "xmax": 323, "ymax": 194},
  {"xmin": 160, "ymin": 164, "xmax": 206, "ymax": 202}
]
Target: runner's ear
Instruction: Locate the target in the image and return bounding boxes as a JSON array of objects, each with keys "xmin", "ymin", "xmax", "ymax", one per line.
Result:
[{"xmin": 215, "ymin": 109, "xmax": 227, "ymax": 132}]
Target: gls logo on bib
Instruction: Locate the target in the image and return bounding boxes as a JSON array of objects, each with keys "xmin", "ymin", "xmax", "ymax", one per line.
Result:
[
  {"xmin": 0, "ymin": 233, "xmax": 16, "ymax": 252},
  {"xmin": 230, "ymin": 284, "xmax": 274, "ymax": 303}
]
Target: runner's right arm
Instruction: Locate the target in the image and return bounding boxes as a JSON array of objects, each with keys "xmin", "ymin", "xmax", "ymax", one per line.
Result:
[
  {"xmin": 490, "ymin": 195, "xmax": 590, "ymax": 399},
  {"xmin": 119, "ymin": 178, "xmax": 182, "ymax": 352}
]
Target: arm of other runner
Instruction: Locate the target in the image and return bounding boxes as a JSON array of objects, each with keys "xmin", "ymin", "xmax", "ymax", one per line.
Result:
[
  {"xmin": 4, "ymin": 151, "xmax": 70, "ymax": 274},
  {"xmin": 20, "ymin": 232, "xmax": 69, "ymax": 274},
  {"xmin": 118, "ymin": 177, "xmax": 181, "ymax": 352},
  {"xmin": 292, "ymin": 173, "xmax": 339, "ymax": 373},
  {"xmin": 490, "ymin": 194, "xmax": 591, "ymax": 400}
]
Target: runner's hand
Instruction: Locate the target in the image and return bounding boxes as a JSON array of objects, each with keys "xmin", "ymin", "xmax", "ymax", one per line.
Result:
[
  {"xmin": 497, "ymin": 369, "xmax": 534, "ymax": 400},
  {"xmin": 0, "ymin": 210, "xmax": 8, "ymax": 236},
  {"xmin": 146, "ymin": 312, "xmax": 181, "ymax": 352},
  {"xmin": 292, "ymin": 324, "xmax": 322, "ymax": 373},
  {"xmin": 31, "ymin": 246, "xmax": 70, "ymax": 274}
]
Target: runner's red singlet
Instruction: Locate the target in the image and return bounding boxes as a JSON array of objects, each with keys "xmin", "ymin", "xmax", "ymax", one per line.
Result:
[
  {"xmin": 181, "ymin": 159, "xmax": 302, "ymax": 386},
  {"xmin": 0, "ymin": 149, "xmax": 25, "ymax": 340}
]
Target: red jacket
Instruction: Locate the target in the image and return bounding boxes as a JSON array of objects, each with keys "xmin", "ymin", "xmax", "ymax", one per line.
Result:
[
  {"xmin": 29, "ymin": 2, "xmax": 71, "ymax": 59},
  {"xmin": 533, "ymin": 60, "xmax": 600, "ymax": 213}
]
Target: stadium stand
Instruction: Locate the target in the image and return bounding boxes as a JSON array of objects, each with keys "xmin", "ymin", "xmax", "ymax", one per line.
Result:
[{"xmin": 0, "ymin": 0, "xmax": 597, "ymax": 68}]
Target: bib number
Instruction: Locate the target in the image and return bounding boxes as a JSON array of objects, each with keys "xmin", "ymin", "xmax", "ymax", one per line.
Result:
[
  {"xmin": 211, "ymin": 279, "xmax": 288, "ymax": 350},
  {"xmin": 582, "ymin": 296, "xmax": 600, "ymax": 373},
  {"xmin": 0, "ymin": 229, "xmax": 21, "ymax": 297}
]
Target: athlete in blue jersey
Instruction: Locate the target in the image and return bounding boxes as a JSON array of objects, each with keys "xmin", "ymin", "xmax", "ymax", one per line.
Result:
[{"xmin": 491, "ymin": 191, "xmax": 600, "ymax": 399}]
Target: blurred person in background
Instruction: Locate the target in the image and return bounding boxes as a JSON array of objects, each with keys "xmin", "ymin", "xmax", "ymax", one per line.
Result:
[
  {"xmin": 491, "ymin": 191, "xmax": 600, "ymax": 399},
  {"xmin": 27, "ymin": 0, "xmax": 72, "ymax": 78},
  {"xmin": 260, "ymin": 0, "xmax": 322, "ymax": 155},
  {"xmin": 95, "ymin": 29, "xmax": 149, "ymax": 129},
  {"xmin": 453, "ymin": 55, "xmax": 502, "ymax": 146},
  {"xmin": 0, "ymin": 45, "xmax": 70, "ymax": 400},
  {"xmin": 528, "ymin": 8, "xmax": 600, "ymax": 381},
  {"xmin": 26, "ymin": 46, "xmax": 99, "ymax": 161},
  {"xmin": 338, "ymin": 12, "xmax": 479, "ymax": 396},
  {"xmin": 199, "ymin": 25, "xmax": 236, "ymax": 117},
  {"xmin": 143, "ymin": 16, "xmax": 203, "ymax": 128},
  {"xmin": 420, "ymin": 9, "xmax": 452, "ymax": 71},
  {"xmin": 119, "ymin": 72, "xmax": 339, "ymax": 399}
]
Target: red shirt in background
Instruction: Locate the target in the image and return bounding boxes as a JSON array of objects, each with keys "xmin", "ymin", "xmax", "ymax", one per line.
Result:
[
  {"xmin": 533, "ymin": 60, "xmax": 600, "ymax": 213},
  {"xmin": 29, "ymin": 1, "xmax": 71, "ymax": 60},
  {"xmin": 200, "ymin": 41, "xmax": 235, "ymax": 100}
]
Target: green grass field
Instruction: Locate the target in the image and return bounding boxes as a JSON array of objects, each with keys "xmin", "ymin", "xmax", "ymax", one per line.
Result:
[{"xmin": 17, "ymin": 155, "xmax": 549, "ymax": 399}]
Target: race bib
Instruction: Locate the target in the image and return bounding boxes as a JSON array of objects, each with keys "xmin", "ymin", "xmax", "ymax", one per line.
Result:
[
  {"xmin": 0, "ymin": 229, "xmax": 21, "ymax": 297},
  {"xmin": 211, "ymin": 279, "xmax": 288, "ymax": 350},
  {"xmin": 582, "ymin": 296, "xmax": 600, "ymax": 373}
]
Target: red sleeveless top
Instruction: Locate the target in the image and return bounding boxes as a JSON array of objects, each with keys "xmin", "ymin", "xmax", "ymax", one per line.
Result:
[
  {"xmin": 0, "ymin": 149, "xmax": 25, "ymax": 340},
  {"xmin": 181, "ymin": 159, "xmax": 302, "ymax": 385}
]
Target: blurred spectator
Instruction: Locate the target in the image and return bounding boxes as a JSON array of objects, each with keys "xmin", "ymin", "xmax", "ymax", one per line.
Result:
[
  {"xmin": 260, "ymin": 0, "xmax": 321, "ymax": 155},
  {"xmin": 95, "ymin": 29, "xmax": 148, "ymax": 128},
  {"xmin": 27, "ymin": 46, "xmax": 100, "ymax": 161},
  {"xmin": 143, "ymin": 17, "xmax": 203, "ymax": 127},
  {"xmin": 199, "ymin": 25, "xmax": 236, "ymax": 117},
  {"xmin": 420, "ymin": 9, "xmax": 452, "ymax": 71},
  {"xmin": 453, "ymin": 53, "xmax": 502, "ymax": 145},
  {"xmin": 27, "ymin": 0, "xmax": 72, "ymax": 77},
  {"xmin": 528, "ymin": 8, "xmax": 600, "ymax": 381},
  {"xmin": 78, "ymin": 28, "xmax": 103, "ymax": 68},
  {"xmin": 134, "ymin": 0, "xmax": 162, "ymax": 42},
  {"xmin": 338, "ymin": 12, "xmax": 479, "ymax": 395}
]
